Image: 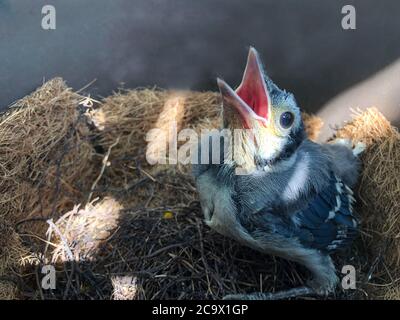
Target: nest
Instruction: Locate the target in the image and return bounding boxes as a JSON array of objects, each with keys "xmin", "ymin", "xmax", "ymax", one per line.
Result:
[
  {"xmin": 334, "ymin": 108, "xmax": 400, "ymax": 299},
  {"xmin": 0, "ymin": 78, "xmax": 399, "ymax": 299}
]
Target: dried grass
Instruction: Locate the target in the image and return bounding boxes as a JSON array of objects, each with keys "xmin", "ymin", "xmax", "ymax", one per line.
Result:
[
  {"xmin": 111, "ymin": 276, "xmax": 138, "ymax": 300},
  {"xmin": 49, "ymin": 197, "xmax": 122, "ymax": 263},
  {"xmin": 334, "ymin": 107, "xmax": 400, "ymax": 298},
  {"xmin": 0, "ymin": 79, "xmax": 399, "ymax": 300},
  {"xmin": 0, "ymin": 78, "xmax": 98, "ymax": 298},
  {"xmin": 0, "ymin": 281, "xmax": 20, "ymax": 300},
  {"xmin": 0, "ymin": 78, "xmax": 96, "ymax": 230}
]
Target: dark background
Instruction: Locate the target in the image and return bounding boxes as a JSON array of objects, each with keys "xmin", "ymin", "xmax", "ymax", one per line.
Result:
[{"xmin": 0, "ymin": 0, "xmax": 399, "ymax": 139}]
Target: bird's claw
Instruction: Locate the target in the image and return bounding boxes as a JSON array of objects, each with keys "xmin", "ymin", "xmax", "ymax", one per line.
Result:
[
  {"xmin": 331, "ymin": 138, "xmax": 353, "ymax": 148},
  {"xmin": 352, "ymin": 141, "xmax": 366, "ymax": 156},
  {"xmin": 331, "ymin": 138, "xmax": 366, "ymax": 157}
]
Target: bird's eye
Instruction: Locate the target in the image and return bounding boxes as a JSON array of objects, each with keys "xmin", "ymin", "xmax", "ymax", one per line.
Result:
[{"xmin": 279, "ymin": 111, "xmax": 294, "ymax": 129}]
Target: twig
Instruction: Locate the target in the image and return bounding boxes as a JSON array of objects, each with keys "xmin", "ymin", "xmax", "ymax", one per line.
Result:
[
  {"xmin": 63, "ymin": 262, "xmax": 76, "ymax": 300},
  {"xmin": 87, "ymin": 137, "xmax": 120, "ymax": 203},
  {"xmin": 48, "ymin": 111, "xmax": 84, "ymax": 219},
  {"xmin": 46, "ymin": 219, "xmax": 74, "ymax": 262},
  {"xmin": 196, "ymin": 219, "xmax": 213, "ymax": 297},
  {"xmin": 76, "ymin": 79, "xmax": 98, "ymax": 94},
  {"xmin": 35, "ymin": 265, "xmax": 45, "ymax": 300}
]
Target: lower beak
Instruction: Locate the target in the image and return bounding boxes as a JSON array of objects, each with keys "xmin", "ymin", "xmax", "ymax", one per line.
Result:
[{"xmin": 217, "ymin": 78, "xmax": 266, "ymax": 129}]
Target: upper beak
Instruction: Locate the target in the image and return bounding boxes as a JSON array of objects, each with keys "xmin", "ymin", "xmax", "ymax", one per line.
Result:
[
  {"xmin": 236, "ymin": 47, "xmax": 271, "ymax": 121},
  {"xmin": 217, "ymin": 47, "xmax": 271, "ymax": 128}
]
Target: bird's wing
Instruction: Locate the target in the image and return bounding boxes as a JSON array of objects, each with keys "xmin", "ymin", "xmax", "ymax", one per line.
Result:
[{"xmin": 293, "ymin": 174, "xmax": 358, "ymax": 252}]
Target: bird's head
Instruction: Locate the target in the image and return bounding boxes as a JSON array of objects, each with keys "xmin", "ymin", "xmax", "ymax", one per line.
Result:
[{"xmin": 218, "ymin": 47, "xmax": 306, "ymax": 172}]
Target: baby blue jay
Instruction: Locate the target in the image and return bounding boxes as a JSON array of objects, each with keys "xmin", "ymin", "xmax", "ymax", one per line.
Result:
[{"xmin": 193, "ymin": 47, "xmax": 365, "ymax": 299}]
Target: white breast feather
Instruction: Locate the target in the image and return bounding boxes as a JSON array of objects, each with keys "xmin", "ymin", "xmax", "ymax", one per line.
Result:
[{"xmin": 282, "ymin": 154, "xmax": 310, "ymax": 202}]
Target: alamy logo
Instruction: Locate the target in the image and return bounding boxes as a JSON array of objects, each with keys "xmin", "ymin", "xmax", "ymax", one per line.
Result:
[
  {"xmin": 41, "ymin": 5, "xmax": 56, "ymax": 30},
  {"xmin": 341, "ymin": 264, "xmax": 356, "ymax": 289},
  {"xmin": 145, "ymin": 122, "xmax": 265, "ymax": 174},
  {"xmin": 341, "ymin": 5, "xmax": 356, "ymax": 30},
  {"xmin": 41, "ymin": 265, "xmax": 56, "ymax": 290}
]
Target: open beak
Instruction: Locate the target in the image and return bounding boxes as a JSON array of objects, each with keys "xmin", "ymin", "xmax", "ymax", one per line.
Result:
[{"xmin": 217, "ymin": 47, "xmax": 271, "ymax": 128}]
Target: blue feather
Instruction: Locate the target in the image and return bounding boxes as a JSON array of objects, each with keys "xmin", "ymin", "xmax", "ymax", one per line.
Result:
[{"xmin": 294, "ymin": 173, "xmax": 358, "ymax": 252}]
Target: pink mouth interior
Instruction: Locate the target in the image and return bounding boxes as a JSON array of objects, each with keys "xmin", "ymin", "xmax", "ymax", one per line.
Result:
[
  {"xmin": 235, "ymin": 50, "xmax": 270, "ymax": 121},
  {"xmin": 236, "ymin": 80, "xmax": 269, "ymax": 120}
]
